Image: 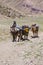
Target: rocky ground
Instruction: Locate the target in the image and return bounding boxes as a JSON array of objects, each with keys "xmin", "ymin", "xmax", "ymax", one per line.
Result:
[
  {"xmin": 0, "ymin": 14, "xmax": 43, "ymax": 65},
  {"xmin": 0, "ymin": 32, "xmax": 43, "ymax": 65}
]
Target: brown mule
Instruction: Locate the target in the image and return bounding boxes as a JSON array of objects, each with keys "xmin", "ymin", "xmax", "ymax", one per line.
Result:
[{"xmin": 31, "ymin": 24, "xmax": 39, "ymax": 38}]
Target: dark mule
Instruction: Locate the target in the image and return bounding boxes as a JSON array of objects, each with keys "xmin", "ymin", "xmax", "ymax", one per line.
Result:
[
  {"xmin": 21, "ymin": 25, "xmax": 30, "ymax": 40},
  {"xmin": 10, "ymin": 21, "xmax": 21, "ymax": 42},
  {"xmin": 10, "ymin": 27, "xmax": 22, "ymax": 42}
]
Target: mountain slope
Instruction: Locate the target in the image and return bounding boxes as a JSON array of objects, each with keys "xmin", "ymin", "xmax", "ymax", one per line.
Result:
[{"xmin": 0, "ymin": 0, "xmax": 43, "ymax": 16}]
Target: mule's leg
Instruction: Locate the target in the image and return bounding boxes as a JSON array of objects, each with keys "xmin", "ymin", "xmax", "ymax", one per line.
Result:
[
  {"xmin": 12, "ymin": 34, "xmax": 16, "ymax": 42},
  {"xmin": 18, "ymin": 36, "xmax": 20, "ymax": 42},
  {"xmin": 16, "ymin": 36, "xmax": 19, "ymax": 42},
  {"xmin": 17, "ymin": 34, "xmax": 21, "ymax": 42},
  {"xmin": 11, "ymin": 32, "xmax": 15, "ymax": 42},
  {"xmin": 35, "ymin": 31, "xmax": 39, "ymax": 38}
]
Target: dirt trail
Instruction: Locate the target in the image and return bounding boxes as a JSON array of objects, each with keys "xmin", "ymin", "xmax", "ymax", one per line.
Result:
[{"xmin": 0, "ymin": 32, "xmax": 43, "ymax": 65}]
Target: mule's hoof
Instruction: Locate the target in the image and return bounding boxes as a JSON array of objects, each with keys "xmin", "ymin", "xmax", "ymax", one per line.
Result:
[
  {"xmin": 12, "ymin": 40, "xmax": 16, "ymax": 42},
  {"xmin": 31, "ymin": 36, "xmax": 39, "ymax": 38}
]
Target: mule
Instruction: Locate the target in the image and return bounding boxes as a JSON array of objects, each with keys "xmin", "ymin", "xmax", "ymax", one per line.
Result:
[
  {"xmin": 21, "ymin": 25, "xmax": 30, "ymax": 40},
  {"xmin": 31, "ymin": 24, "xmax": 39, "ymax": 38},
  {"xmin": 10, "ymin": 26, "xmax": 22, "ymax": 42}
]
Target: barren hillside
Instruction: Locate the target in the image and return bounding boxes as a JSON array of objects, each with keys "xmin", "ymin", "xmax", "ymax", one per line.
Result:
[{"xmin": 0, "ymin": 0, "xmax": 43, "ymax": 16}]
